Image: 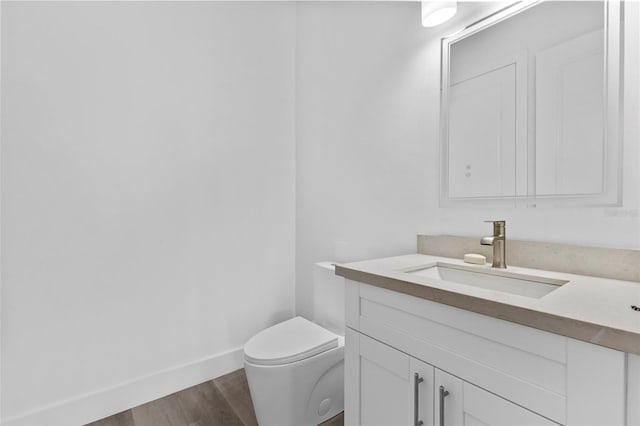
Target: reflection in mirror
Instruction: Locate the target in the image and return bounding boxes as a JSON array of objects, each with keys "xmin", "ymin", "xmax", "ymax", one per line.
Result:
[{"xmin": 440, "ymin": 1, "xmax": 623, "ymax": 206}]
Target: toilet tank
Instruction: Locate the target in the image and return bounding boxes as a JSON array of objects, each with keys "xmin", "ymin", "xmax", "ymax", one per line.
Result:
[{"xmin": 312, "ymin": 262, "xmax": 345, "ymax": 336}]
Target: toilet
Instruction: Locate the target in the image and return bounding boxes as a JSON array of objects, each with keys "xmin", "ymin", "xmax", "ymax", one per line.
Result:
[{"xmin": 244, "ymin": 262, "xmax": 345, "ymax": 426}]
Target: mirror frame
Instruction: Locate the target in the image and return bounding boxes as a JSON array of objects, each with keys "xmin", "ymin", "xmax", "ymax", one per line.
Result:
[{"xmin": 439, "ymin": 0, "xmax": 623, "ymax": 208}]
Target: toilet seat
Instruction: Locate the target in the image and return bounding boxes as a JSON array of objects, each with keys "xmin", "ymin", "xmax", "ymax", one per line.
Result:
[{"xmin": 244, "ymin": 316, "xmax": 339, "ymax": 366}]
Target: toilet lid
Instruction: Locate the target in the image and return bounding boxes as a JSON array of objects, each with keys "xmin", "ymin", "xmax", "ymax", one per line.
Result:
[{"xmin": 244, "ymin": 316, "xmax": 339, "ymax": 366}]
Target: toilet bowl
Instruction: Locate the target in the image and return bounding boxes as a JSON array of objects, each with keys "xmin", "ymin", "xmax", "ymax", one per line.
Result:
[{"xmin": 244, "ymin": 262, "xmax": 345, "ymax": 426}]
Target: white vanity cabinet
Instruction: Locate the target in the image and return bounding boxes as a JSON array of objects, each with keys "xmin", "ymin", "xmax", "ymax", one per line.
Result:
[
  {"xmin": 346, "ymin": 330, "xmax": 557, "ymax": 426},
  {"xmin": 344, "ymin": 279, "xmax": 630, "ymax": 426}
]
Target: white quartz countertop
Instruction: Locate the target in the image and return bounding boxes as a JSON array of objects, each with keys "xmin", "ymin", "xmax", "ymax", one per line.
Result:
[{"xmin": 336, "ymin": 254, "xmax": 640, "ymax": 355}]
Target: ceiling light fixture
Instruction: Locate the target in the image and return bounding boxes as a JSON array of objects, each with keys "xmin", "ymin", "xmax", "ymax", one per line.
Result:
[{"xmin": 421, "ymin": 1, "xmax": 458, "ymax": 27}]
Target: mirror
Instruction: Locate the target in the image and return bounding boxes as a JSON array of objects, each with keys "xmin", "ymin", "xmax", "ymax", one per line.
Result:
[{"xmin": 440, "ymin": 0, "xmax": 623, "ymax": 207}]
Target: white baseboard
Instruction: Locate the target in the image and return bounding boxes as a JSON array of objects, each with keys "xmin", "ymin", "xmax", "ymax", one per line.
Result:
[{"xmin": 2, "ymin": 347, "xmax": 245, "ymax": 426}]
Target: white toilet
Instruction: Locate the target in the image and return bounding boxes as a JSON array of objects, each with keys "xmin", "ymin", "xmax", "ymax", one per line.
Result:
[{"xmin": 244, "ymin": 262, "xmax": 345, "ymax": 426}]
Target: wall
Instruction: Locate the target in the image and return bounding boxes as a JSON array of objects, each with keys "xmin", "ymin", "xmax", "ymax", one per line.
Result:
[
  {"xmin": 1, "ymin": 2, "xmax": 295, "ymax": 424},
  {"xmin": 295, "ymin": 2, "xmax": 501, "ymax": 317},
  {"xmin": 295, "ymin": 1, "xmax": 639, "ymax": 319}
]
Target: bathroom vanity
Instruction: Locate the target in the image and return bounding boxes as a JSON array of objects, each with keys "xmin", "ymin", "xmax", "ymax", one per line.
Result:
[{"xmin": 337, "ymin": 250, "xmax": 640, "ymax": 426}]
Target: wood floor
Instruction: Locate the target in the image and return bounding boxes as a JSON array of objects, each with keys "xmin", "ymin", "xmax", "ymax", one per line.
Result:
[{"xmin": 87, "ymin": 369, "xmax": 344, "ymax": 426}]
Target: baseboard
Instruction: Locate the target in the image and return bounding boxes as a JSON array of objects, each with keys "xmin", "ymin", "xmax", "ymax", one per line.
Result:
[{"xmin": 2, "ymin": 347, "xmax": 245, "ymax": 426}]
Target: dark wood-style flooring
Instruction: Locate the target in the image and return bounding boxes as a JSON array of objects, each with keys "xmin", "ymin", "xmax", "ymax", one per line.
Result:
[{"xmin": 87, "ymin": 369, "xmax": 344, "ymax": 426}]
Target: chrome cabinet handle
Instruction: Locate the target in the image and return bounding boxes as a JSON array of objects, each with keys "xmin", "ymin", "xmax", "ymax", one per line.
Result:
[
  {"xmin": 414, "ymin": 373, "xmax": 424, "ymax": 426},
  {"xmin": 439, "ymin": 385, "xmax": 450, "ymax": 426}
]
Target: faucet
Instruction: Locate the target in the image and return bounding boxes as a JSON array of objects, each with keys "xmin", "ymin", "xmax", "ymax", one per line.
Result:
[{"xmin": 481, "ymin": 220, "xmax": 506, "ymax": 268}]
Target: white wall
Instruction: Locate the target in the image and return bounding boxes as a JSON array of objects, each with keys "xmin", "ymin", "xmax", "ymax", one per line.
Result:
[
  {"xmin": 1, "ymin": 2, "xmax": 295, "ymax": 424},
  {"xmin": 295, "ymin": 1, "xmax": 640, "ymax": 318},
  {"xmin": 295, "ymin": 1, "xmax": 500, "ymax": 317}
]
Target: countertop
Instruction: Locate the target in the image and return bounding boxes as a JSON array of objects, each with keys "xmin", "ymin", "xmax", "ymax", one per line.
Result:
[{"xmin": 336, "ymin": 254, "xmax": 640, "ymax": 355}]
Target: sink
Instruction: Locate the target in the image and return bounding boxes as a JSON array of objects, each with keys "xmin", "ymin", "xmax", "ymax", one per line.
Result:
[{"xmin": 406, "ymin": 263, "xmax": 568, "ymax": 298}]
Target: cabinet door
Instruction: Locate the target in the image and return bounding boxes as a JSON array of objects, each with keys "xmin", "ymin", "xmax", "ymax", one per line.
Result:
[
  {"xmin": 434, "ymin": 370, "xmax": 558, "ymax": 426},
  {"xmin": 345, "ymin": 329, "xmax": 434, "ymax": 426}
]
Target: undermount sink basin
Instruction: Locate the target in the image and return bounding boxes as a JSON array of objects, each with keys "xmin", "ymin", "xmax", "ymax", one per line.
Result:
[{"xmin": 406, "ymin": 263, "xmax": 568, "ymax": 298}]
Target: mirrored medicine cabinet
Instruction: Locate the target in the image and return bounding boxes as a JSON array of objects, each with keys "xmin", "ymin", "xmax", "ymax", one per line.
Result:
[{"xmin": 440, "ymin": 0, "xmax": 623, "ymax": 207}]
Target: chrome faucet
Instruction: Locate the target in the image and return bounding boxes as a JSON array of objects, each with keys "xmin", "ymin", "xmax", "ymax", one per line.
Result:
[{"xmin": 481, "ymin": 220, "xmax": 506, "ymax": 268}]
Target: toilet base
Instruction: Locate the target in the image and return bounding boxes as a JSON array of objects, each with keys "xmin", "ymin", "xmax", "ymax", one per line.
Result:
[{"xmin": 244, "ymin": 337, "xmax": 344, "ymax": 426}]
